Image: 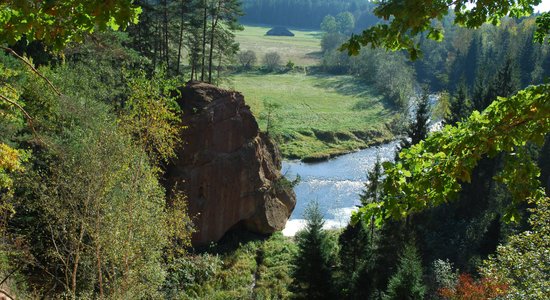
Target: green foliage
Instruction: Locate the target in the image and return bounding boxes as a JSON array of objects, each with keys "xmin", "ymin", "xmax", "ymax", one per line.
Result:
[
  {"xmin": 322, "ymin": 45, "xmax": 416, "ymax": 109},
  {"xmin": 253, "ymin": 233, "xmax": 298, "ymax": 300},
  {"xmin": 166, "ymin": 234, "xmax": 298, "ymax": 300},
  {"xmin": 445, "ymin": 85, "xmax": 472, "ymax": 125},
  {"xmin": 430, "ymin": 259, "xmax": 459, "ymax": 294},
  {"xmin": 321, "ymin": 32, "xmax": 347, "ymax": 53},
  {"xmin": 341, "ymin": 0, "xmax": 543, "ymax": 59},
  {"xmin": 400, "ymin": 89, "xmax": 431, "ymax": 151},
  {"xmin": 13, "ymin": 91, "xmax": 168, "ymax": 298},
  {"xmin": 360, "ymin": 155, "xmax": 384, "ymax": 206},
  {"xmin": 260, "ymin": 99, "xmax": 282, "ymax": 136},
  {"xmin": 119, "ymin": 69, "xmax": 183, "ymax": 164},
  {"xmin": 534, "ymin": 12, "xmax": 550, "ymax": 43},
  {"xmin": 384, "ymin": 243, "xmax": 426, "ymax": 300},
  {"xmin": 480, "ymin": 197, "xmax": 550, "ymax": 299},
  {"xmin": 355, "ymin": 84, "xmax": 550, "ymax": 226},
  {"xmin": 293, "ymin": 202, "xmax": 335, "ymax": 299},
  {"xmin": 0, "ymin": 60, "xmax": 28, "ymax": 226},
  {"xmin": 336, "ymin": 12, "xmax": 355, "ymax": 35},
  {"xmin": 224, "ymin": 72, "xmax": 396, "ymax": 160},
  {"xmin": 336, "ymin": 221, "xmax": 375, "ymax": 299},
  {"xmin": 321, "ymin": 15, "xmax": 339, "ymax": 33},
  {"xmin": 0, "ymin": 0, "xmax": 141, "ymax": 50},
  {"xmin": 163, "ymin": 254, "xmax": 224, "ymax": 298}
]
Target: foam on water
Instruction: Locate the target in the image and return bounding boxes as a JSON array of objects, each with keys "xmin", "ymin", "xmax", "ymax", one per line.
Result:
[{"xmin": 282, "ymin": 141, "xmax": 398, "ymax": 236}]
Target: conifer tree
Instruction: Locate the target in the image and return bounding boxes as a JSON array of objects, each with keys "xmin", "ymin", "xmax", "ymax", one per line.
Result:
[
  {"xmin": 384, "ymin": 243, "xmax": 426, "ymax": 300},
  {"xmin": 293, "ymin": 201, "xmax": 334, "ymax": 300},
  {"xmin": 446, "ymin": 83, "xmax": 472, "ymax": 125},
  {"xmin": 338, "ymin": 221, "xmax": 377, "ymax": 300},
  {"xmin": 396, "ymin": 88, "xmax": 431, "ymax": 160},
  {"xmin": 360, "ymin": 156, "xmax": 384, "ymax": 206}
]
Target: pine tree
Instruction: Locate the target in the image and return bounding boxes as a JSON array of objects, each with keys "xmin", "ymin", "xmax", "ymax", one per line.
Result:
[
  {"xmin": 360, "ymin": 155, "xmax": 384, "ymax": 236},
  {"xmin": 337, "ymin": 221, "xmax": 374, "ymax": 299},
  {"xmin": 384, "ymin": 243, "xmax": 426, "ymax": 300},
  {"xmin": 360, "ymin": 156, "xmax": 383, "ymax": 207},
  {"xmin": 396, "ymin": 88, "xmax": 430, "ymax": 160},
  {"xmin": 445, "ymin": 83, "xmax": 472, "ymax": 125},
  {"xmin": 293, "ymin": 201, "xmax": 334, "ymax": 299},
  {"xmin": 485, "ymin": 58, "xmax": 520, "ymax": 101}
]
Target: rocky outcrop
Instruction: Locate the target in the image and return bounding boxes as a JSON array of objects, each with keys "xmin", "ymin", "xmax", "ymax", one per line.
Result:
[{"xmin": 165, "ymin": 81, "xmax": 296, "ymax": 246}]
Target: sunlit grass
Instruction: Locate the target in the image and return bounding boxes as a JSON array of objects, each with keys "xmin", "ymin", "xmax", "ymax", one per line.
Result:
[
  {"xmin": 236, "ymin": 25, "xmax": 322, "ymax": 66},
  {"xmin": 224, "ymin": 72, "xmax": 397, "ymax": 159}
]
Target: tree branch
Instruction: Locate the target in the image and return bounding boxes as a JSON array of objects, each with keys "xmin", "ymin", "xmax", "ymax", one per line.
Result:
[
  {"xmin": 0, "ymin": 289, "xmax": 14, "ymax": 300},
  {"xmin": 0, "ymin": 46, "xmax": 61, "ymax": 96},
  {"xmin": 0, "ymin": 265, "xmax": 21, "ymax": 286},
  {"xmin": 0, "ymin": 94, "xmax": 41, "ymax": 143}
]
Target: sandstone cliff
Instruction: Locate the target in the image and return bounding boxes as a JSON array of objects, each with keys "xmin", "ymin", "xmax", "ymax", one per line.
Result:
[{"xmin": 165, "ymin": 82, "xmax": 296, "ymax": 246}]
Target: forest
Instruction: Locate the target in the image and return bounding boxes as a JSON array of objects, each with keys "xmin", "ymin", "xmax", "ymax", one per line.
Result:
[{"xmin": 0, "ymin": 0, "xmax": 549, "ymax": 299}]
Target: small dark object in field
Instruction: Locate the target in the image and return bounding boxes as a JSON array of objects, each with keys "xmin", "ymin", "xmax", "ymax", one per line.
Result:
[{"xmin": 266, "ymin": 27, "xmax": 295, "ymax": 37}]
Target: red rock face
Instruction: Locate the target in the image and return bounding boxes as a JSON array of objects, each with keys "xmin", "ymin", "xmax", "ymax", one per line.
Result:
[{"xmin": 166, "ymin": 82, "xmax": 296, "ymax": 246}]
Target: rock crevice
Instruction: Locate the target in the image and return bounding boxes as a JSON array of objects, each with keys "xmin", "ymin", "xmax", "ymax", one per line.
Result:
[{"xmin": 165, "ymin": 82, "xmax": 296, "ymax": 246}]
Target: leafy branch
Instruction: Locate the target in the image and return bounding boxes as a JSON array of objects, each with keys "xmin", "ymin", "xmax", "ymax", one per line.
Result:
[{"xmin": 354, "ymin": 84, "xmax": 550, "ymax": 226}]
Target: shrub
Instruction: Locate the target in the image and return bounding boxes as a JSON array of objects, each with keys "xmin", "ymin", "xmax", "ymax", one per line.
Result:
[
  {"xmin": 438, "ymin": 273, "xmax": 508, "ymax": 300},
  {"xmin": 263, "ymin": 52, "xmax": 282, "ymax": 71},
  {"xmin": 238, "ymin": 50, "xmax": 257, "ymax": 69}
]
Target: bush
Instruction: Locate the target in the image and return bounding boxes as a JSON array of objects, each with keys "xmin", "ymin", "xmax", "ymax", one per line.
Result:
[
  {"xmin": 238, "ymin": 50, "xmax": 257, "ymax": 69},
  {"xmin": 263, "ymin": 52, "xmax": 282, "ymax": 71},
  {"xmin": 286, "ymin": 60, "xmax": 295, "ymax": 71}
]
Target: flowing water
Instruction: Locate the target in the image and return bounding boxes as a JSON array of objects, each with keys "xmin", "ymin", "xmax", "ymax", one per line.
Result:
[{"xmin": 281, "ymin": 141, "xmax": 399, "ymax": 236}]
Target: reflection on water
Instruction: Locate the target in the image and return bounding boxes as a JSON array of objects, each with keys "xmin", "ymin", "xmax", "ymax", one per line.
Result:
[{"xmin": 282, "ymin": 141, "xmax": 398, "ymax": 236}]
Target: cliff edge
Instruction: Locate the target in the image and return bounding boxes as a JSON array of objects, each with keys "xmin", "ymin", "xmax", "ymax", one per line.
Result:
[{"xmin": 165, "ymin": 81, "xmax": 296, "ymax": 246}]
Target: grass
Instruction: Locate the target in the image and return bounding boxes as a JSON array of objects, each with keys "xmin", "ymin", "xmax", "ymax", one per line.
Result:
[
  {"xmin": 175, "ymin": 233, "xmax": 298, "ymax": 299},
  {"xmin": 236, "ymin": 25, "xmax": 323, "ymax": 66},
  {"xmin": 223, "ymin": 72, "xmax": 397, "ymax": 160}
]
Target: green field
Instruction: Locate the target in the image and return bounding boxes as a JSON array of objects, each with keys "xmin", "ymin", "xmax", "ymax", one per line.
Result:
[
  {"xmin": 236, "ymin": 25, "xmax": 322, "ymax": 66},
  {"xmin": 224, "ymin": 72, "xmax": 397, "ymax": 160}
]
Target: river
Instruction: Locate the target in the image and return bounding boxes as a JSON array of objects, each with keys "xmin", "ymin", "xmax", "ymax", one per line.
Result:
[{"xmin": 281, "ymin": 140, "xmax": 399, "ymax": 236}]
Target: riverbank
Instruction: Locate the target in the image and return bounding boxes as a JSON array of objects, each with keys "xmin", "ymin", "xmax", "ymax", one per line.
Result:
[
  {"xmin": 224, "ymin": 72, "xmax": 399, "ymax": 161},
  {"xmin": 282, "ymin": 141, "xmax": 399, "ymax": 235}
]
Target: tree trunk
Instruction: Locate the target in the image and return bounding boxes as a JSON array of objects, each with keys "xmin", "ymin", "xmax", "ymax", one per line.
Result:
[
  {"xmin": 95, "ymin": 217, "xmax": 104, "ymax": 298},
  {"xmin": 201, "ymin": 0, "xmax": 208, "ymax": 81},
  {"xmin": 176, "ymin": 0, "xmax": 186, "ymax": 76},
  {"xmin": 163, "ymin": 0, "xmax": 169, "ymax": 69},
  {"xmin": 208, "ymin": 1, "xmax": 221, "ymax": 83},
  {"xmin": 71, "ymin": 224, "xmax": 85, "ymax": 299},
  {"xmin": 216, "ymin": 43, "xmax": 222, "ymax": 83}
]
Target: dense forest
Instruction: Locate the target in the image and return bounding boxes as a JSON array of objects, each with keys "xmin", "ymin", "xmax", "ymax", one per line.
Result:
[
  {"xmin": 1, "ymin": 0, "xmax": 549, "ymax": 299},
  {"xmin": 240, "ymin": 0, "xmax": 378, "ymax": 29}
]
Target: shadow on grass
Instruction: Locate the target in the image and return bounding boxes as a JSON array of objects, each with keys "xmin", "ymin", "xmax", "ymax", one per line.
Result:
[
  {"xmin": 305, "ymin": 32, "xmax": 324, "ymax": 39},
  {"xmin": 309, "ymin": 74, "xmax": 398, "ymax": 112},
  {"xmin": 305, "ymin": 51, "xmax": 323, "ymax": 59}
]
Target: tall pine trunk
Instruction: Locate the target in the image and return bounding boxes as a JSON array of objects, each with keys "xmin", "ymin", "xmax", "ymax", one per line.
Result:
[
  {"xmin": 176, "ymin": 0, "xmax": 186, "ymax": 76},
  {"xmin": 208, "ymin": 1, "xmax": 221, "ymax": 83},
  {"xmin": 200, "ymin": 0, "xmax": 208, "ymax": 81},
  {"xmin": 163, "ymin": 0, "xmax": 169, "ymax": 69}
]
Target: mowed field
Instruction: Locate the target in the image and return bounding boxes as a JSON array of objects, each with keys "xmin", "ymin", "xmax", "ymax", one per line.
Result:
[
  {"xmin": 235, "ymin": 25, "xmax": 323, "ymax": 66},
  {"xmin": 223, "ymin": 72, "xmax": 396, "ymax": 160}
]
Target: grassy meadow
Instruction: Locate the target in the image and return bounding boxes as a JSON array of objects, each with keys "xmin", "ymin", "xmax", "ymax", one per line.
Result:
[
  {"xmin": 235, "ymin": 25, "xmax": 323, "ymax": 66},
  {"xmin": 223, "ymin": 72, "xmax": 397, "ymax": 160}
]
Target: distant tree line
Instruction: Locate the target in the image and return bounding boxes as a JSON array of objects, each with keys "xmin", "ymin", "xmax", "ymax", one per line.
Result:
[
  {"xmin": 240, "ymin": 0, "xmax": 378, "ymax": 30},
  {"xmin": 414, "ymin": 15, "xmax": 550, "ymax": 93},
  {"xmin": 319, "ymin": 14, "xmax": 550, "ymax": 111}
]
